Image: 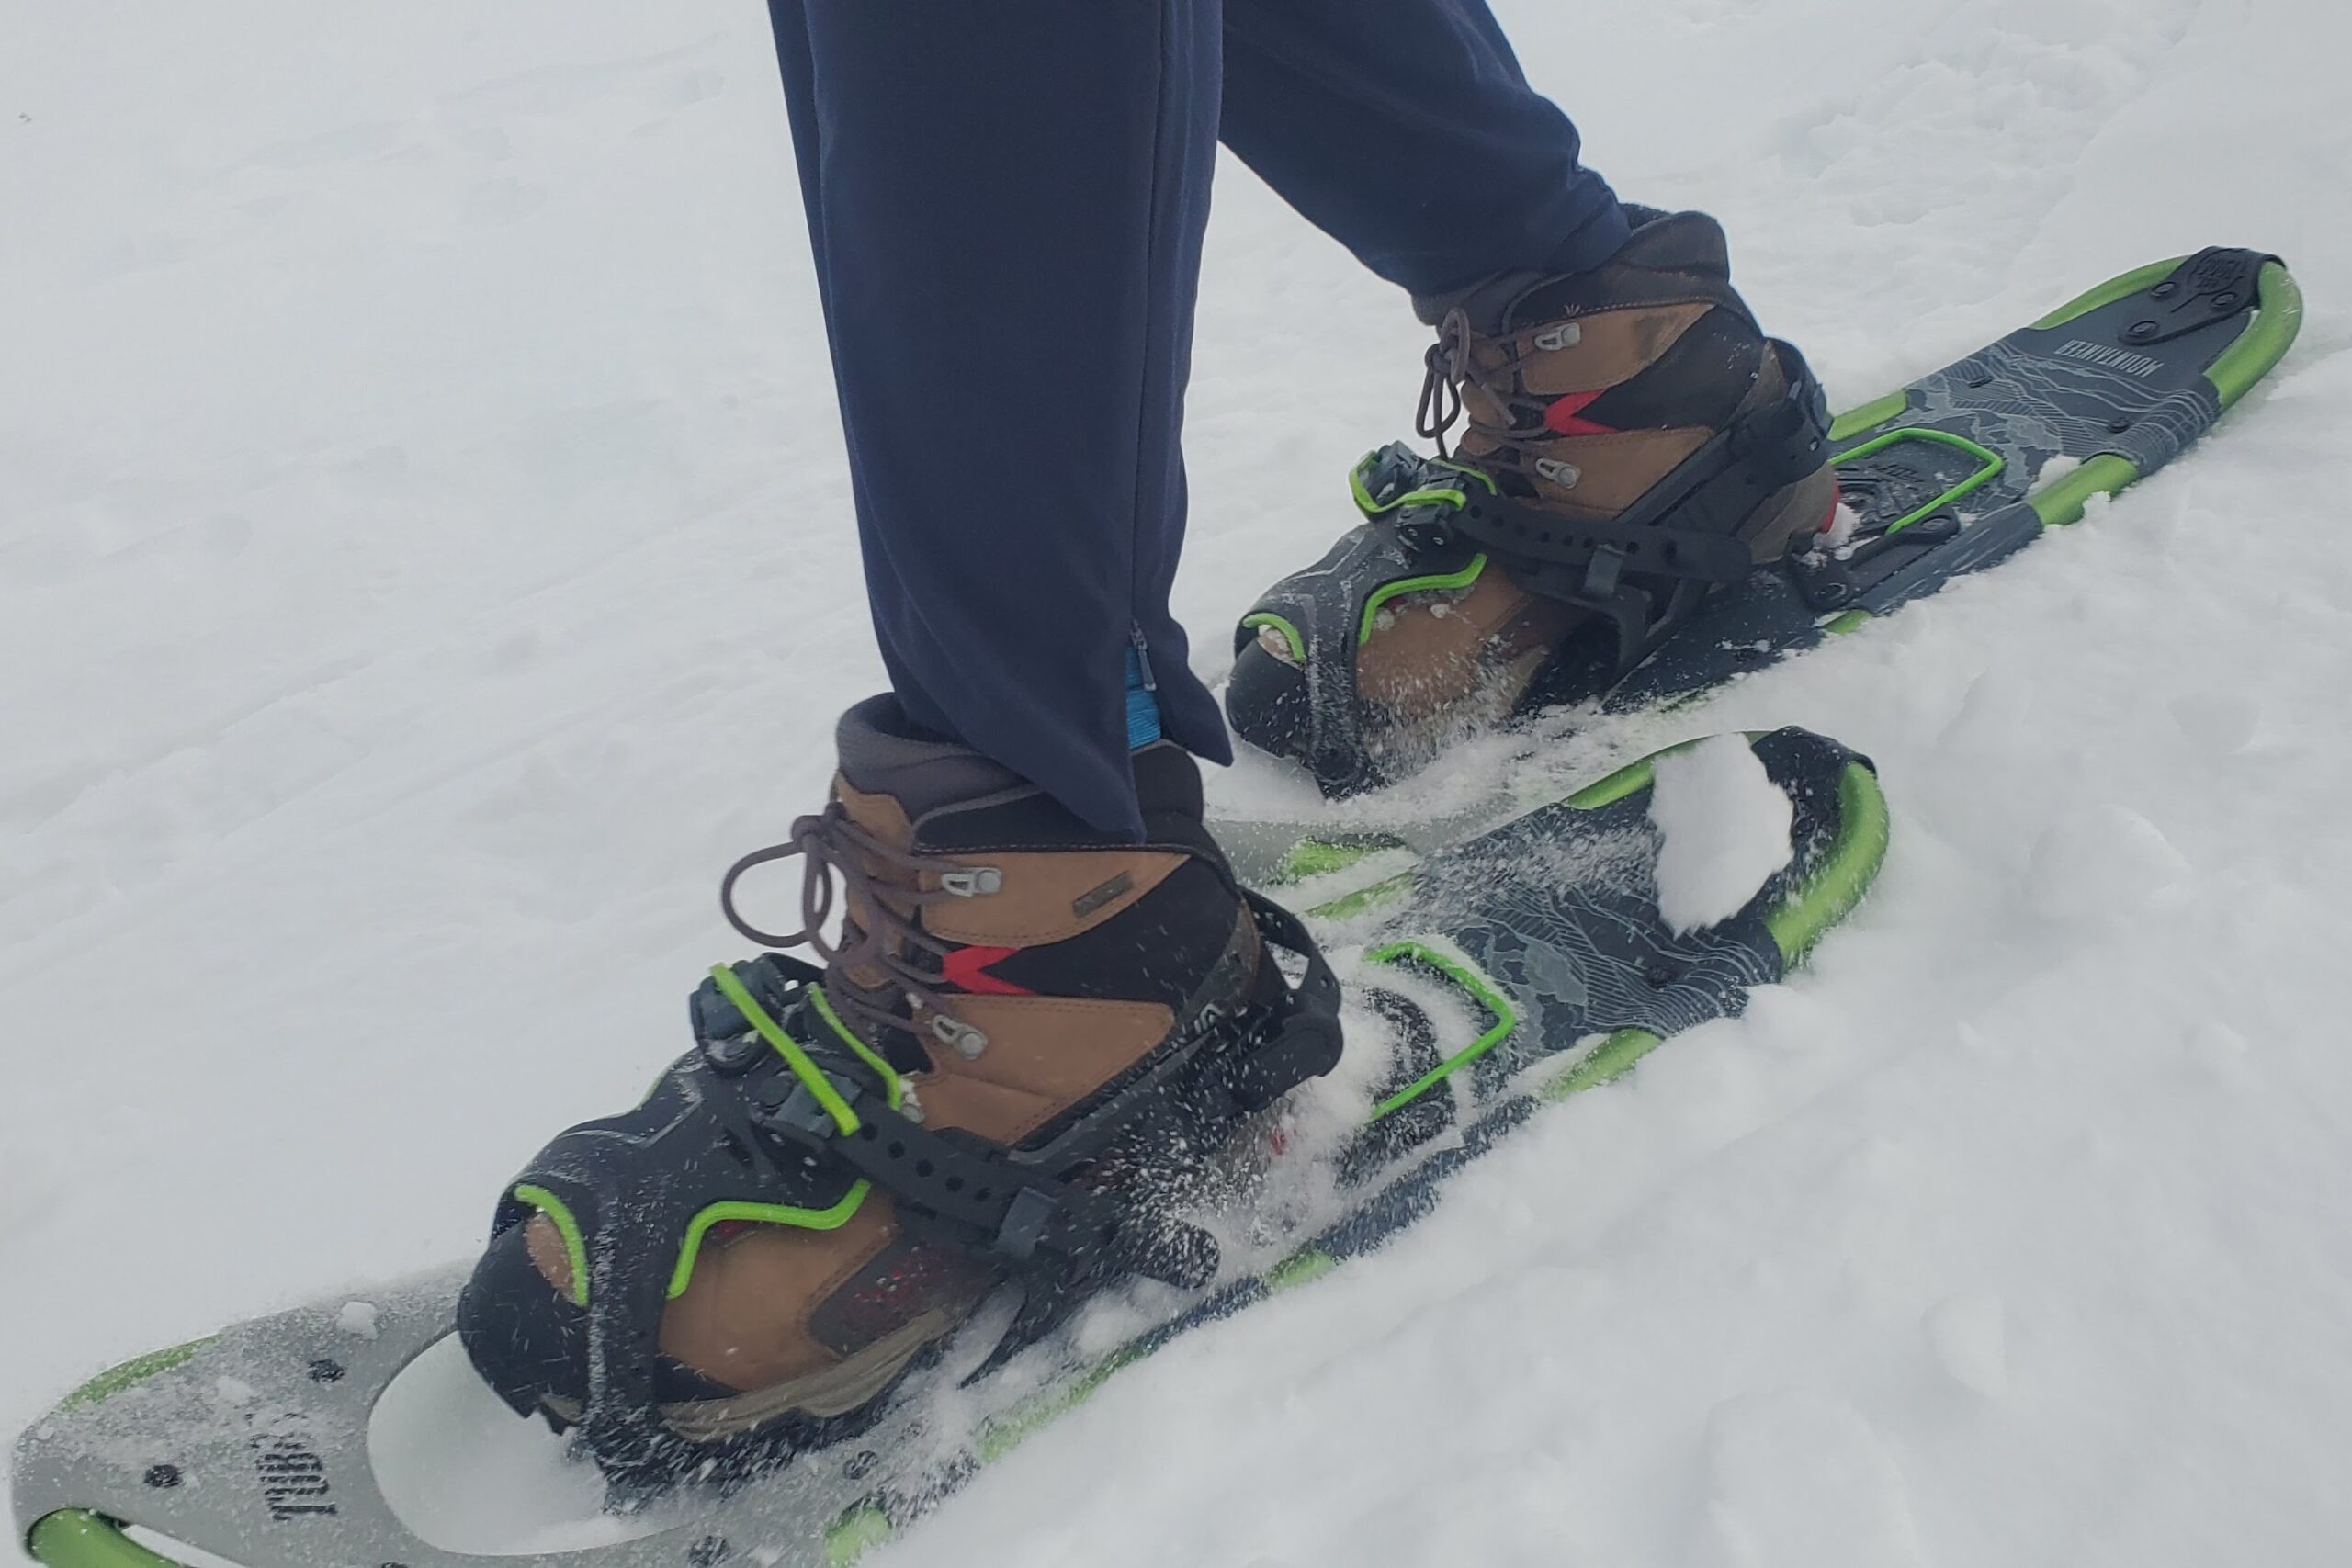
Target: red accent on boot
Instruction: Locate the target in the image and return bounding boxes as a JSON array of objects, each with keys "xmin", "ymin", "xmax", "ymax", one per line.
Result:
[
  {"xmin": 940, "ymin": 944, "xmax": 1034, "ymax": 996},
  {"xmin": 1818, "ymin": 481, "xmax": 1844, "ymax": 533},
  {"xmin": 1543, "ymin": 388, "xmax": 1615, "ymax": 437}
]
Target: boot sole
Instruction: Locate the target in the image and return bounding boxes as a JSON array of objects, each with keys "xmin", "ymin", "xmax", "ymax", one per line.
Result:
[{"xmin": 537, "ymin": 1309, "xmax": 958, "ymax": 1445}]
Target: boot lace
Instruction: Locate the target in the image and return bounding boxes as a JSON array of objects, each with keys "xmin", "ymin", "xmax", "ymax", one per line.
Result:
[
  {"xmin": 1414, "ymin": 309, "xmax": 1472, "ymax": 458},
  {"xmin": 1414, "ymin": 306, "xmax": 1561, "ymax": 476},
  {"xmin": 718, "ymin": 806, "xmax": 991, "ymax": 1064}
]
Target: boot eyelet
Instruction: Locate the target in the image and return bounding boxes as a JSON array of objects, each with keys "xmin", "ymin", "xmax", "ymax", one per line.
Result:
[
  {"xmin": 940, "ymin": 867, "xmax": 1002, "ymax": 897},
  {"xmin": 932, "ymin": 1015, "xmax": 989, "ymax": 1059}
]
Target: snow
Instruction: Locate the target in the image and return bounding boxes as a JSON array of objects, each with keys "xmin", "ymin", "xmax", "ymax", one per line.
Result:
[
  {"xmin": 6, "ymin": 2, "xmax": 2352, "ymax": 1566},
  {"xmin": 368, "ymin": 1339, "xmax": 672, "ymax": 1555},
  {"xmin": 1646, "ymin": 735, "xmax": 1795, "ymax": 934}
]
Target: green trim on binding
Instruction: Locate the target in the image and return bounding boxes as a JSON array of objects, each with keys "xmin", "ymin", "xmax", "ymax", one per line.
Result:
[
  {"xmin": 1364, "ymin": 942, "xmax": 1520, "ymax": 1121},
  {"xmin": 1350, "ymin": 452, "xmax": 1499, "ymax": 517},
  {"xmin": 1240, "ymin": 611, "xmax": 1306, "ymax": 665},
  {"xmin": 2029, "ymin": 256, "xmax": 2181, "ymax": 329},
  {"xmin": 2206, "ymin": 260, "xmax": 2302, "ymax": 410},
  {"xmin": 512, "ymin": 1184, "xmax": 591, "ymax": 1307},
  {"xmin": 1352, "ymin": 457, "xmax": 1446, "ymax": 515},
  {"xmin": 1429, "ymin": 457, "xmax": 1501, "ymax": 493},
  {"xmin": 1345, "ymin": 453, "xmax": 1499, "ymax": 644},
  {"xmin": 1538, "ymin": 1029, "xmax": 1667, "ymax": 1101},
  {"xmin": 1358, "ymin": 554, "xmax": 1487, "ymax": 645},
  {"xmin": 1822, "ymin": 608, "xmax": 1871, "ymax": 635},
  {"xmin": 60, "ymin": 1341, "xmax": 209, "ymax": 1412},
  {"xmin": 1827, "ymin": 389, "xmax": 1909, "ymax": 441},
  {"xmin": 1354, "ymin": 476, "xmax": 1466, "ymax": 514},
  {"xmin": 708, "ymin": 964, "xmax": 863, "ymax": 1135},
  {"xmin": 807, "ymin": 986, "xmax": 904, "ymax": 1111},
  {"xmin": 1762, "ymin": 761, "xmax": 1891, "ymax": 964},
  {"xmin": 1831, "ymin": 426, "xmax": 2006, "ymax": 534},
  {"xmin": 668, "ymin": 1182, "xmax": 873, "ymax": 1301},
  {"xmin": 27, "ymin": 1514, "xmax": 179, "ymax": 1568}
]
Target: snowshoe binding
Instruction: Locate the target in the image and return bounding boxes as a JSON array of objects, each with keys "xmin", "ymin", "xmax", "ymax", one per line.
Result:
[
  {"xmin": 456, "ymin": 696, "xmax": 1342, "ymax": 1489},
  {"xmin": 1228, "ymin": 209, "xmax": 1838, "ymax": 795}
]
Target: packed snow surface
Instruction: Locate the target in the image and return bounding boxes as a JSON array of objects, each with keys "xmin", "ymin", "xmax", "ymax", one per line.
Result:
[
  {"xmin": 6, "ymin": 2, "xmax": 2352, "ymax": 1565},
  {"xmin": 1646, "ymin": 736, "xmax": 1795, "ymax": 934}
]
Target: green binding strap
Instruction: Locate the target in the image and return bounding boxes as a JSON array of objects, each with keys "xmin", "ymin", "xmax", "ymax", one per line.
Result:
[
  {"xmin": 511, "ymin": 1184, "xmax": 591, "ymax": 1306},
  {"xmin": 805, "ymin": 985, "xmax": 905, "ymax": 1111},
  {"xmin": 651, "ymin": 969, "xmax": 902, "ymax": 1299},
  {"xmin": 1240, "ymin": 611, "xmax": 1305, "ymax": 664},
  {"xmin": 1831, "ymin": 427, "xmax": 2006, "ymax": 535},
  {"xmin": 1349, "ymin": 450, "xmax": 1498, "ymax": 518},
  {"xmin": 668, "ymin": 1182, "xmax": 872, "ymax": 1301},
  {"xmin": 1359, "ymin": 555, "xmax": 1487, "ymax": 644},
  {"xmin": 1344, "ymin": 453, "xmax": 1498, "ymax": 643},
  {"xmin": 707, "ymin": 964, "xmax": 888, "ymax": 1135},
  {"xmin": 1364, "ymin": 942, "xmax": 1520, "ymax": 1121}
]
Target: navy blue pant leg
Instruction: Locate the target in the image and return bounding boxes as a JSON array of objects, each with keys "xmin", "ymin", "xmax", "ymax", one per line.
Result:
[
  {"xmin": 1222, "ymin": 1, "xmax": 1627, "ymax": 294},
  {"xmin": 770, "ymin": 0, "xmax": 1225, "ymax": 840},
  {"xmin": 767, "ymin": 0, "xmax": 1620, "ymax": 837}
]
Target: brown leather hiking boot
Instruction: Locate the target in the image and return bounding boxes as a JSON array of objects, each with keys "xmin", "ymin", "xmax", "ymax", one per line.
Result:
[
  {"xmin": 457, "ymin": 695, "xmax": 1340, "ymax": 1482},
  {"xmin": 1229, "ymin": 209, "xmax": 1836, "ymax": 795}
]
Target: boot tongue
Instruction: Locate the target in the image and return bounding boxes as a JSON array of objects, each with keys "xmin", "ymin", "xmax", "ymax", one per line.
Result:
[
  {"xmin": 833, "ymin": 694, "xmax": 1023, "ymax": 823},
  {"xmin": 1500, "ymin": 209, "xmax": 1733, "ymax": 331},
  {"xmin": 1605, "ymin": 209, "xmax": 1730, "ymax": 279}
]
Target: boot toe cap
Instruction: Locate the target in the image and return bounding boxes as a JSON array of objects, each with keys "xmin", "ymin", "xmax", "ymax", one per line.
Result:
[
  {"xmin": 456, "ymin": 1215, "xmax": 591, "ymax": 1421},
  {"xmin": 1225, "ymin": 637, "xmax": 1316, "ymax": 767}
]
